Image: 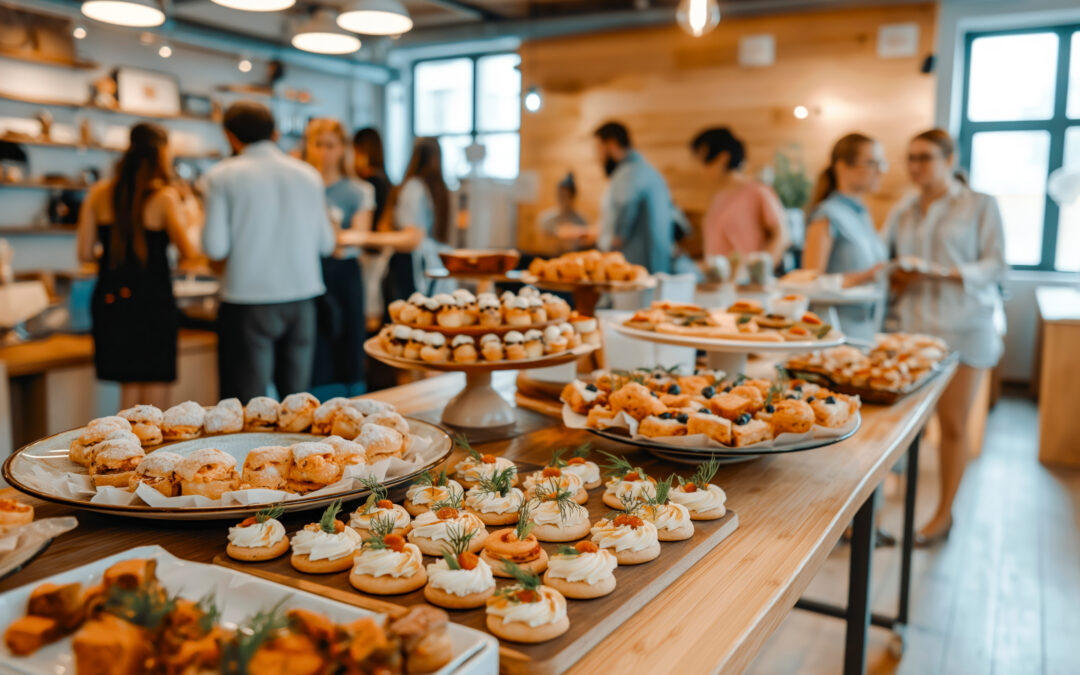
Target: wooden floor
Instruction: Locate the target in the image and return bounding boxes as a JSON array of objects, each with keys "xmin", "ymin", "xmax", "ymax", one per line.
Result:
[{"xmin": 746, "ymin": 391, "xmax": 1080, "ymax": 675}]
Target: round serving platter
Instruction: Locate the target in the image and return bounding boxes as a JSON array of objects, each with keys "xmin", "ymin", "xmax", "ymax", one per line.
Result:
[
  {"xmin": 389, "ymin": 316, "xmax": 566, "ymax": 338},
  {"xmin": 585, "ymin": 416, "xmax": 861, "ymax": 465},
  {"xmin": 1, "ymin": 417, "xmax": 453, "ymax": 521},
  {"xmin": 364, "ymin": 338, "xmax": 598, "ymax": 374},
  {"xmin": 519, "ymin": 274, "xmax": 658, "ymax": 294},
  {"xmin": 612, "ymin": 322, "xmax": 846, "ymax": 353}
]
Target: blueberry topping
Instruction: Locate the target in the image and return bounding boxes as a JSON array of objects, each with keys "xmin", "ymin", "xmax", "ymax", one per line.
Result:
[
  {"xmin": 654, "ymin": 372, "xmax": 664, "ymax": 379},
  {"xmin": 786, "ymin": 394, "xmax": 797, "ymax": 400},
  {"xmin": 667, "ymin": 384, "xmax": 681, "ymax": 395},
  {"xmin": 701, "ymin": 386, "xmax": 716, "ymax": 399},
  {"xmin": 676, "ymin": 413, "xmax": 689, "ymax": 424},
  {"xmin": 699, "ymin": 407, "xmax": 711, "ymax": 414},
  {"xmin": 651, "ymin": 391, "xmax": 659, "ymax": 398},
  {"xmin": 825, "ymin": 395, "xmax": 837, "ymax": 404},
  {"xmin": 735, "ymin": 413, "xmax": 751, "ymax": 425},
  {"xmin": 807, "ymin": 396, "xmax": 816, "ymax": 403},
  {"xmin": 659, "ymin": 412, "xmax": 674, "ymax": 420},
  {"xmin": 765, "ymin": 404, "xmax": 775, "ymax": 413},
  {"xmin": 723, "ymin": 386, "xmax": 733, "ymax": 393},
  {"xmin": 793, "ymin": 384, "xmax": 803, "ymax": 392},
  {"xmin": 585, "ymin": 383, "xmax": 598, "ymax": 392}
]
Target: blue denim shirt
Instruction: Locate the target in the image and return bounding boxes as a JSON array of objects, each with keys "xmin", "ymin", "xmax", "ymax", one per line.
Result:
[{"xmin": 598, "ymin": 150, "xmax": 674, "ymax": 273}]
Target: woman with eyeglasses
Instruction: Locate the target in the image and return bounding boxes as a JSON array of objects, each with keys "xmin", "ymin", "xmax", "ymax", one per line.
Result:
[
  {"xmin": 801, "ymin": 133, "xmax": 890, "ymax": 340},
  {"xmin": 883, "ymin": 128, "xmax": 1006, "ymax": 547}
]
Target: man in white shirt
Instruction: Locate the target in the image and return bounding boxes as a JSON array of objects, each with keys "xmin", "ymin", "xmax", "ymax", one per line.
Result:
[{"xmin": 202, "ymin": 101, "xmax": 336, "ymax": 400}]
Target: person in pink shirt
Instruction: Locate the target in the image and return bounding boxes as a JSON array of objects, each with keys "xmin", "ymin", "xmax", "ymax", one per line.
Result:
[{"xmin": 692, "ymin": 127, "xmax": 789, "ymax": 265}]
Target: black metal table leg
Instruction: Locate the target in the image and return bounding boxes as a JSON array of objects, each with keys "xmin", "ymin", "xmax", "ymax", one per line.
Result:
[
  {"xmin": 844, "ymin": 487, "xmax": 876, "ymax": 675},
  {"xmin": 897, "ymin": 432, "xmax": 920, "ymax": 625}
]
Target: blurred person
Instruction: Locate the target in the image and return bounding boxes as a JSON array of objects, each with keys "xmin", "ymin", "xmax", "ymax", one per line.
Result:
[
  {"xmin": 691, "ymin": 127, "xmax": 788, "ymax": 264},
  {"xmin": 77, "ymin": 122, "xmax": 201, "ymax": 409},
  {"xmin": 202, "ymin": 101, "xmax": 335, "ymax": 401},
  {"xmin": 594, "ymin": 121, "xmax": 673, "ymax": 274},
  {"xmin": 801, "ymin": 133, "xmax": 890, "ymax": 340},
  {"xmin": 303, "ymin": 118, "xmax": 374, "ymax": 399},
  {"xmin": 354, "ymin": 127, "xmax": 408, "ymax": 324},
  {"xmin": 883, "ymin": 128, "xmax": 1007, "ymax": 546},
  {"xmin": 538, "ymin": 172, "xmax": 590, "ymax": 252}
]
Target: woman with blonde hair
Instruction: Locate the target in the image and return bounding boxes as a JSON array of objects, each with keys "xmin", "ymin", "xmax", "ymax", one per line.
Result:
[
  {"xmin": 884, "ymin": 128, "xmax": 1006, "ymax": 546},
  {"xmin": 302, "ymin": 117, "xmax": 375, "ymax": 397},
  {"xmin": 801, "ymin": 133, "xmax": 890, "ymax": 340},
  {"xmin": 77, "ymin": 122, "xmax": 201, "ymax": 408}
]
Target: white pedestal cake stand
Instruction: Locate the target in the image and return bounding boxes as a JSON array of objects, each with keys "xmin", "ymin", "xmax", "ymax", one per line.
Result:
[{"xmin": 364, "ymin": 338, "xmax": 599, "ymax": 429}]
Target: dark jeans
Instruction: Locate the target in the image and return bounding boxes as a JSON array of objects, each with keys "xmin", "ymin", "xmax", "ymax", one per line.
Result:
[
  {"xmin": 311, "ymin": 257, "xmax": 366, "ymax": 397},
  {"xmin": 217, "ymin": 298, "xmax": 317, "ymax": 401}
]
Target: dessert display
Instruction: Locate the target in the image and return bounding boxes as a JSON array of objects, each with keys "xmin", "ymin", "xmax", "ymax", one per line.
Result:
[
  {"xmin": 2, "ymin": 555, "xmax": 456, "ymax": 674},
  {"xmin": 464, "ymin": 465, "xmax": 525, "ymax": 526},
  {"xmin": 403, "ymin": 469, "xmax": 465, "ymax": 516},
  {"xmin": 438, "ymin": 248, "xmax": 520, "ymax": 275},
  {"xmin": 623, "ymin": 297, "xmax": 840, "ymax": 343},
  {"xmin": 639, "ymin": 477, "xmax": 694, "ymax": 541},
  {"xmin": 0, "ymin": 497, "xmax": 34, "ymax": 534},
  {"xmin": 480, "ymin": 502, "xmax": 549, "ymax": 577},
  {"xmin": 454, "ymin": 439, "xmax": 519, "ymax": 489},
  {"xmin": 349, "ymin": 515, "xmax": 427, "ymax": 595},
  {"xmin": 526, "ymin": 478, "xmax": 592, "ymax": 542},
  {"xmin": 226, "ymin": 503, "xmax": 289, "ymax": 561},
  {"xmin": 374, "ymin": 319, "xmax": 597, "ymax": 365},
  {"xmin": 542, "ymin": 540, "xmax": 619, "ymax": 599},
  {"xmin": 289, "ymin": 501, "xmax": 363, "ymax": 573},
  {"xmin": 589, "ymin": 501, "xmax": 662, "ymax": 565},
  {"xmin": 484, "ymin": 561, "xmax": 570, "ymax": 643},
  {"xmin": 600, "ymin": 453, "xmax": 658, "ymax": 510},
  {"xmin": 387, "ymin": 286, "xmax": 572, "ymax": 333},
  {"xmin": 670, "ymin": 458, "xmax": 728, "ymax": 520},
  {"xmin": 423, "ymin": 525, "xmax": 496, "ymax": 609},
  {"xmin": 525, "ymin": 249, "xmax": 649, "ymax": 284},
  {"xmin": 349, "ymin": 478, "xmax": 412, "ymax": 538},
  {"xmin": 564, "ymin": 367, "xmax": 862, "ymax": 452},
  {"xmin": 785, "ymin": 332, "xmax": 951, "ymax": 400},
  {"xmin": 407, "ymin": 492, "xmax": 488, "ymax": 557}
]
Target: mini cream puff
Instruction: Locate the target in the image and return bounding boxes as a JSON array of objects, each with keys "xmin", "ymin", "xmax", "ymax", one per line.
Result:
[
  {"xmin": 404, "ymin": 328, "xmax": 426, "ymax": 361},
  {"xmin": 311, "ymin": 397, "xmax": 350, "ymax": 435},
  {"xmin": 329, "ymin": 405, "xmax": 366, "ymax": 439},
  {"xmin": 454, "ymin": 445, "xmax": 517, "ymax": 489},
  {"xmin": 477, "ymin": 294, "xmax": 502, "ymax": 328},
  {"xmin": 399, "ymin": 292, "xmax": 429, "ymax": 325},
  {"xmin": 323, "ymin": 435, "xmax": 367, "ymax": 471},
  {"xmin": 161, "ymin": 401, "xmax": 205, "ymax": 441},
  {"xmin": 419, "ymin": 332, "xmax": 450, "ymax": 363},
  {"xmin": 89, "ymin": 439, "xmax": 145, "ymax": 488},
  {"xmin": 128, "ymin": 450, "xmax": 182, "ymax": 497},
  {"xmin": 542, "ymin": 540, "xmax": 618, "ymax": 599},
  {"xmin": 523, "ymin": 329, "xmax": 544, "ymax": 359},
  {"xmin": 0, "ymin": 498, "xmax": 34, "ymax": 533},
  {"xmin": 433, "ymin": 293, "xmax": 465, "ymax": 328},
  {"xmin": 451, "ymin": 335, "xmax": 478, "ymax": 364},
  {"xmin": 485, "ymin": 563, "xmax": 569, "ymax": 643},
  {"xmin": 176, "ymin": 448, "xmax": 239, "ymax": 499},
  {"xmin": 204, "ymin": 398, "xmax": 244, "ymax": 435},
  {"xmin": 542, "ymin": 325, "xmax": 568, "ymax": 355},
  {"xmin": 479, "ymin": 333, "xmax": 504, "ymax": 361},
  {"xmin": 481, "ymin": 507, "xmax": 548, "ymax": 577},
  {"xmin": 70, "ymin": 416, "xmax": 131, "ymax": 466},
  {"xmin": 385, "ymin": 324, "xmax": 412, "ymax": 357},
  {"xmin": 464, "ymin": 465, "xmax": 523, "ymax": 526},
  {"xmin": 503, "ymin": 331, "xmax": 526, "ymax": 360},
  {"xmin": 357, "ymin": 423, "xmax": 406, "ymax": 463},
  {"xmin": 423, "ymin": 525, "xmax": 496, "ymax": 609},
  {"xmin": 278, "ymin": 392, "xmax": 320, "ymax": 432},
  {"xmin": 348, "ymin": 397, "xmax": 395, "ymax": 417},
  {"xmin": 503, "ymin": 296, "xmax": 531, "ymax": 327},
  {"xmin": 241, "ymin": 446, "xmax": 292, "ymax": 491},
  {"xmin": 290, "ymin": 501, "xmax": 363, "ymax": 574},
  {"xmin": 288, "ymin": 442, "xmax": 341, "ymax": 493},
  {"xmin": 523, "ymin": 467, "xmax": 587, "ymax": 505},
  {"xmin": 407, "ymin": 505, "xmax": 487, "ymax": 557},
  {"xmin": 226, "ymin": 504, "xmax": 289, "ymax": 561},
  {"xmin": 527, "ymin": 480, "xmax": 591, "ymax": 542},
  {"xmin": 404, "ymin": 471, "xmax": 465, "ymax": 516},
  {"xmin": 590, "ymin": 512, "xmax": 661, "ymax": 565},
  {"xmin": 669, "ymin": 459, "xmax": 728, "ymax": 521},
  {"xmin": 364, "ymin": 411, "xmax": 410, "ymax": 437},
  {"xmin": 117, "ymin": 405, "xmax": 163, "ymax": 447},
  {"xmin": 453, "ymin": 288, "xmax": 478, "ymax": 326},
  {"xmin": 350, "ymin": 522, "xmax": 427, "ymax": 595}
]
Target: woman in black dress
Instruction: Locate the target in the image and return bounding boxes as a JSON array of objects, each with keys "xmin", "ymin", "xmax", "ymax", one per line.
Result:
[{"xmin": 77, "ymin": 122, "xmax": 201, "ymax": 409}]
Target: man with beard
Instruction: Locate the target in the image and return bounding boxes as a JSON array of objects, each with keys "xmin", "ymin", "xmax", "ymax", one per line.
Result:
[{"xmin": 593, "ymin": 121, "xmax": 674, "ymax": 273}]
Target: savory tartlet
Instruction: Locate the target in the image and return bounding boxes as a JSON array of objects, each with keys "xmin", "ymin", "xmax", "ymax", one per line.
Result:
[
  {"xmin": 423, "ymin": 525, "xmax": 496, "ymax": 609},
  {"xmin": 590, "ymin": 506, "xmax": 661, "ymax": 565},
  {"xmin": 527, "ymin": 479, "xmax": 591, "ymax": 542},
  {"xmin": 639, "ymin": 476, "xmax": 695, "ymax": 541},
  {"xmin": 407, "ymin": 496, "xmax": 488, "ymax": 557},
  {"xmin": 464, "ymin": 465, "xmax": 524, "ymax": 526},
  {"xmin": 226, "ymin": 504, "xmax": 289, "ymax": 561},
  {"xmin": 350, "ymin": 515, "xmax": 427, "ymax": 595},
  {"xmin": 481, "ymin": 503, "xmax": 549, "ymax": 577},
  {"xmin": 453, "ymin": 439, "xmax": 518, "ymax": 489},
  {"xmin": 600, "ymin": 452, "xmax": 657, "ymax": 510},
  {"xmin": 523, "ymin": 466, "xmax": 587, "ymax": 504},
  {"xmin": 669, "ymin": 458, "xmax": 728, "ymax": 520},
  {"xmin": 290, "ymin": 501, "xmax": 363, "ymax": 573},
  {"xmin": 404, "ymin": 469, "xmax": 465, "ymax": 516},
  {"xmin": 485, "ymin": 562, "xmax": 569, "ymax": 643},
  {"xmin": 542, "ymin": 540, "xmax": 618, "ymax": 599},
  {"xmin": 349, "ymin": 479, "xmax": 412, "ymax": 538}
]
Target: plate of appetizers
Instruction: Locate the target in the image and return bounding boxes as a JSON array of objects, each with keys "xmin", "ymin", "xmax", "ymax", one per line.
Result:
[
  {"xmin": 523, "ymin": 250, "xmax": 655, "ymax": 288},
  {"xmin": 1, "ymin": 394, "xmax": 454, "ymax": 520},
  {"xmin": 387, "ymin": 287, "xmax": 576, "ymax": 337},
  {"xmin": 560, "ymin": 367, "xmax": 861, "ymax": 462},
  {"xmin": 0, "ymin": 545, "xmax": 497, "ymax": 674}
]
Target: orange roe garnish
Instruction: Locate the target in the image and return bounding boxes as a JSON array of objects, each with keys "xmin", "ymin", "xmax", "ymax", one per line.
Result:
[
  {"xmin": 376, "ymin": 499, "xmax": 393, "ymax": 509},
  {"xmin": 458, "ymin": 552, "xmax": 479, "ymax": 570},
  {"xmin": 333, "ymin": 520, "xmax": 346, "ymax": 533},
  {"xmin": 575, "ymin": 541, "xmax": 599, "ymax": 554},
  {"xmin": 383, "ymin": 534, "xmax": 405, "ymax": 552},
  {"xmin": 515, "ymin": 589, "xmax": 539, "ymax": 603},
  {"xmin": 683, "ymin": 482, "xmax": 697, "ymax": 493},
  {"xmin": 542, "ymin": 466, "xmax": 561, "ymax": 478},
  {"xmin": 566, "ymin": 457, "xmax": 586, "ymax": 465},
  {"xmin": 481, "ymin": 454, "xmax": 497, "ymax": 464},
  {"xmin": 436, "ymin": 507, "xmax": 459, "ymax": 520},
  {"xmin": 239, "ymin": 516, "xmax": 257, "ymax": 527},
  {"xmin": 613, "ymin": 514, "xmax": 644, "ymax": 528},
  {"xmin": 623, "ymin": 471, "xmax": 640, "ymax": 482}
]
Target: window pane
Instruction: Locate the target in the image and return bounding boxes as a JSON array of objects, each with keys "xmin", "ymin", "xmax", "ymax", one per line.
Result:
[
  {"xmin": 476, "ymin": 133, "xmax": 520, "ymax": 180},
  {"xmin": 1055, "ymin": 127, "xmax": 1080, "ymax": 270},
  {"xmin": 1069, "ymin": 32, "xmax": 1080, "ymax": 118},
  {"xmin": 969, "ymin": 130, "xmax": 1050, "ymax": 266},
  {"xmin": 437, "ymin": 134, "xmax": 473, "ymax": 189},
  {"xmin": 477, "ymin": 53, "xmax": 521, "ymax": 132},
  {"xmin": 414, "ymin": 58, "xmax": 473, "ymax": 136},
  {"xmin": 968, "ymin": 33, "xmax": 1058, "ymax": 122}
]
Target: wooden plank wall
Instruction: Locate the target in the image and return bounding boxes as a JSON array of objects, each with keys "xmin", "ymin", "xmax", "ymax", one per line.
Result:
[{"xmin": 517, "ymin": 3, "xmax": 938, "ymax": 254}]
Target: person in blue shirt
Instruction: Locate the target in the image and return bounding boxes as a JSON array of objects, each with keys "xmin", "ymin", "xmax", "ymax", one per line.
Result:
[{"xmin": 594, "ymin": 122, "xmax": 674, "ymax": 274}]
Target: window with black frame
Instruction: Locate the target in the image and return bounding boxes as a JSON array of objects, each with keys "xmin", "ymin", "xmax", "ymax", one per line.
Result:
[
  {"xmin": 959, "ymin": 24, "xmax": 1080, "ymax": 271},
  {"xmin": 412, "ymin": 53, "xmax": 521, "ymax": 187}
]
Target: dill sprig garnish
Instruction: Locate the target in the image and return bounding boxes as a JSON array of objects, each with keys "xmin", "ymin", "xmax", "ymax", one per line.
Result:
[
  {"xmin": 571, "ymin": 441, "xmax": 592, "ymax": 459},
  {"xmin": 514, "ymin": 501, "xmax": 536, "ymax": 540},
  {"xmin": 103, "ymin": 579, "xmax": 176, "ymax": 631},
  {"xmin": 548, "ymin": 441, "xmax": 592, "ymax": 468},
  {"xmin": 534, "ymin": 478, "xmax": 581, "ymax": 523},
  {"xmin": 601, "ymin": 492, "xmax": 644, "ymax": 520},
  {"xmin": 319, "ymin": 499, "xmax": 343, "ymax": 533},
  {"xmin": 359, "ymin": 476, "xmax": 388, "ymax": 514},
  {"xmin": 361, "ymin": 514, "xmax": 398, "ymax": 549},
  {"xmin": 647, "ymin": 475, "xmax": 673, "ymax": 506},
  {"xmin": 681, "ymin": 457, "xmax": 720, "ymax": 488},
  {"xmin": 229, "ymin": 596, "xmax": 290, "ymax": 671},
  {"xmin": 255, "ymin": 503, "xmax": 285, "ymax": 525},
  {"xmin": 431, "ymin": 489, "xmax": 464, "ymax": 511},
  {"xmin": 555, "ymin": 544, "xmax": 581, "ymax": 556},
  {"xmin": 475, "ymin": 466, "xmax": 514, "ymax": 498},
  {"xmin": 413, "ymin": 467, "xmax": 449, "ymax": 487},
  {"xmin": 598, "ymin": 451, "xmax": 647, "ymax": 481},
  {"xmin": 495, "ymin": 560, "xmax": 542, "ymax": 599},
  {"xmin": 438, "ymin": 523, "xmax": 476, "ymax": 570},
  {"xmin": 455, "ymin": 434, "xmax": 482, "ymax": 462},
  {"xmin": 196, "ymin": 592, "xmax": 221, "ymax": 635}
]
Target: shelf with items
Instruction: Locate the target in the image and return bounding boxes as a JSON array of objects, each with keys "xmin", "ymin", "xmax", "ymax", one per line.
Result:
[
  {"xmin": 0, "ymin": 90, "xmax": 215, "ymax": 123},
  {"xmin": 0, "ymin": 225, "xmax": 78, "ymax": 236},
  {"xmin": 0, "ymin": 179, "xmax": 88, "ymax": 191},
  {"xmin": 2, "ymin": 135, "xmax": 222, "ymax": 160},
  {"xmin": 0, "ymin": 49, "xmax": 98, "ymax": 70},
  {"xmin": 215, "ymin": 83, "xmax": 313, "ymax": 105}
]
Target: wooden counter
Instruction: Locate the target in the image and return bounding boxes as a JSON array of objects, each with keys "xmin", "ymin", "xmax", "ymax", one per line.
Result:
[
  {"xmin": 1035, "ymin": 286, "xmax": 1080, "ymax": 467},
  {"xmin": 0, "ymin": 368, "xmax": 951, "ymax": 673}
]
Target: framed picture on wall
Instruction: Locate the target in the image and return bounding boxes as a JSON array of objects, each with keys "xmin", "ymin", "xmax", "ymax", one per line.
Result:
[{"xmin": 116, "ymin": 67, "xmax": 181, "ymax": 117}]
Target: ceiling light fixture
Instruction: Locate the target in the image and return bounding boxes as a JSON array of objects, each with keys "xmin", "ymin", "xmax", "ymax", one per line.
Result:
[
  {"xmin": 292, "ymin": 11, "xmax": 361, "ymax": 55},
  {"xmin": 81, "ymin": 0, "xmax": 165, "ymax": 27},
  {"xmin": 337, "ymin": 0, "xmax": 413, "ymax": 36},
  {"xmin": 158, "ymin": 44, "xmax": 172, "ymax": 58},
  {"xmin": 73, "ymin": 25, "xmax": 87, "ymax": 39},
  {"xmin": 676, "ymin": 0, "xmax": 720, "ymax": 38},
  {"xmin": 210, "ymin": 0, "xmax": 295, "ymax": 12},
  {"xmin": 238, "ymin": 58, "xmax": 253, "ymax": 72},
  {"xmin": 524, "ymin": 86, "xmax": 542, "ymax": 113},
  {"xmin": 793, "ymin": 105, "xmax": 809, "ymax": 119}
]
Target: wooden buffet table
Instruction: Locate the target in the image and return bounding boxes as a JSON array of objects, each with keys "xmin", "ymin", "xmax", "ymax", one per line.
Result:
[{"xmin": 0, "ymin": 366, "xmax": 953, "ymax": 674}]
